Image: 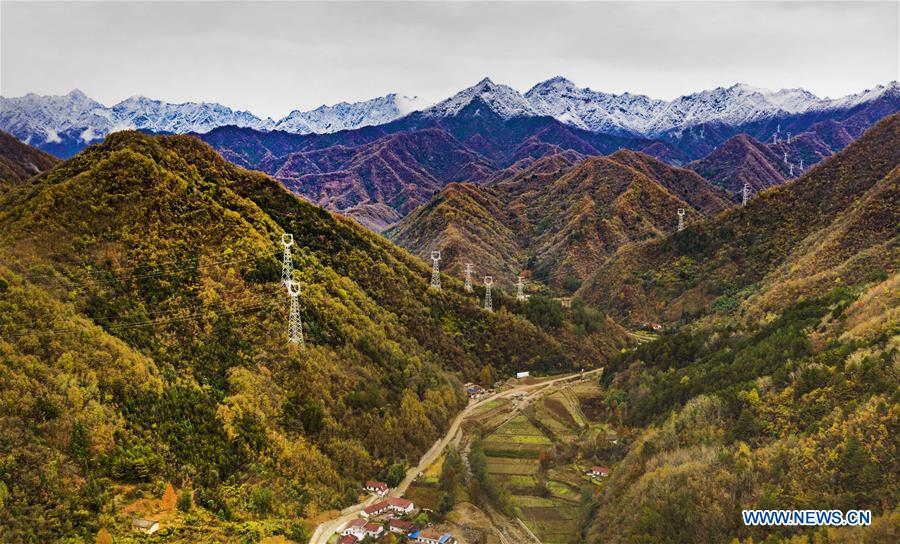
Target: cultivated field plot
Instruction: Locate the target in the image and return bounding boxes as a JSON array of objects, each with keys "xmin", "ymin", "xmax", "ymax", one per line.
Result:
[
  {"xmin": 483, "ymin": 415, "xmax": 551, "ymax": 457},
  {"xmin": 547, "ymin": 466, "xmax": 588, "ymax": 489},
  {"xmin": 514, "ymin": 495, "xmax": 581, "ymax": 544},
  {"xmin": 485, "ymin": 457, "xmax": 540, "ymax": 475},
  {"xmin": 495, "ymin": 473, "xmax": 538, "ymax": 494}
]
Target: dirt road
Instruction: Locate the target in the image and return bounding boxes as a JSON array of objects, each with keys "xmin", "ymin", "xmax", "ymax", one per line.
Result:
[{"xmin": 308, "ymin": 369, "xmax": 600, "ymax": 543}]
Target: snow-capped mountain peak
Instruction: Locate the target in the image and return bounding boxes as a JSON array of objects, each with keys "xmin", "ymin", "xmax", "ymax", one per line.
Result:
[
  {"xmin": 274, "ymin": 93, "xmax": 421, "ymax": 134},
  {"xmin": 423, "ymin": 77, "xmax": 542, "ymax": 119}
]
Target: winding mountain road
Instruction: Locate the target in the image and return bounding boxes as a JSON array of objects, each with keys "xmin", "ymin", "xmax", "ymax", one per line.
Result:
[{"xmin": 309, "ymin": 369, "xmax": 601, "ymax": 543}]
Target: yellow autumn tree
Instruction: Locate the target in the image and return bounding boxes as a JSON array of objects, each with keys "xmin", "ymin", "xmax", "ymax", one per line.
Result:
[
  {"xmin": 95, "ymin": 528, "xmax": 112, "ymax": 544},
  {"xmin": 161, "ymin": 482, "xmax": 177, "ymax": 511}
]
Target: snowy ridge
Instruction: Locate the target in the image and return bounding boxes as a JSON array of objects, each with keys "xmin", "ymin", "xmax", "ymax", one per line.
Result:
[
  {"xmin": 524, "ymin": 78, "xmax": 899, "ymax": 137},
  {"xmin": 0, "ymin": 90, "xmax": 420, "ymax": 149},
  {"xmin": 422, "ymin": 78, "xmax": 542, "ymax": 119},
  {"xmin": 274, "ymin": 93, "xmax": 422, "ymax": 133},
  {"xmin": 1, "ymin": 79, "xmax": 897, "ymax": 152}
]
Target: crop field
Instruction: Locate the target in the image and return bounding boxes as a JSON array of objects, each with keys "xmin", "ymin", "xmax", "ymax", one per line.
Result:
[
  {"xmin": 495, "ymin": 473, "xmax": 538, "ymax": 493},
  {"xmin": 515, "ymin": 496, "xmax": 581, "ymax": 544},
  {"xmin": 547, "ymin": 466, "xmax": 588, "ymax": 489},
  {"xmin": 485, "ymin": 457, "xmax": 540, "ymax": 475},
  {"xmin": 483, "ymin": 415, "xmax": 551, "ymax": 457}
]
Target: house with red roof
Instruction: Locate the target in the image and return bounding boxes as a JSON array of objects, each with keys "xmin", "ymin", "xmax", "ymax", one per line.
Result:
[
  {"xmin": 340, "ymin": 518, "xmax": 367, "ymax": 539},
  {"xmin": 361, "ymin": 496, "xmax": 415, "ymax": 518},
  {"xmin": 387, "ymin": 518, "xmax": 415, "ymax": 534},
  {"xmin": 365, "ymin": 480, "xmax": 389, "ymax": 495},
  {"xmin": 588, "ymin": 466, "xmax": 610, "ymax": 478}
]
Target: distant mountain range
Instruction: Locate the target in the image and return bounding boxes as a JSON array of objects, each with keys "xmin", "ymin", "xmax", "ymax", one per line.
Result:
[
  {"xmin": 3, "ymin": 78, "xmax": 896, "ymax": 157},
  {"xmin": 2, "ymin": 78, "xmax": 897, "ymax": 230},
  {"xmin": 0, "ymin": 90, "xmax": 421, "ymax": 157}
]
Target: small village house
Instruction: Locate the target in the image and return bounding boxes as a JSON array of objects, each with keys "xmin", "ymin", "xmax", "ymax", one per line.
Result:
[
  {"xmin": 387, "ymin": 518, "xmax": 415, "ymax": 534},
  {"xmin": 365, "ymin": 480, "xmax": 389, "ymax": 495},
  {"xmin": 337, "ymin": 535, "xmax": 358, "ymax": 544},
  {"xmin": 364, "ymin": 522, "xmax": 385, "ymax": 538},
  {"xmin": 341, "ymin": 518, "xmax": 367, "ymax": 539},
  {"xmin": 588, "ymin": 466, "xmax": 610, "ymax": 478},
  {"xmin": 360, "ymin": 497, "xmax": 415, "ymax": 519}
]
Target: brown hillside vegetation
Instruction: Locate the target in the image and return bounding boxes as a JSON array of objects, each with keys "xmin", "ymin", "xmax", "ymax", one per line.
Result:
[
  {"xmin": 0, "ymin": 129, "xmax": 59, "ymax": 191},
  {"xmin": 389, "ymin": 150, "xmax": 731, "ymax": 290},
  {"xmin": 580, "ymin": 113, "xmax": 900, "ymax": 325}
]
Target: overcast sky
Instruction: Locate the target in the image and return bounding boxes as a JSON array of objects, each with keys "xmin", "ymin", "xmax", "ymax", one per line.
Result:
[{"xmin": 2, "ymin": 1, "xmax": 898, "ymax": 119}]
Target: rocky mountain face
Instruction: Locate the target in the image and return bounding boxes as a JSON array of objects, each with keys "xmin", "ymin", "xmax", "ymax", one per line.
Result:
[{"xmin": 387, "ymin": 150, "xmax": 732, "ymax": 290}]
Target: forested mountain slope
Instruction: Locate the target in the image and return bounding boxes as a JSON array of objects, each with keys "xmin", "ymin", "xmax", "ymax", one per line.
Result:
[
  {"xmin": 574, "ymin": 118, "xmax": 899, "ymax": 544},
  {"xmin": 0, "ymin": 132, "xmax": 622, "ymax": 542},
  {"xmin": 388, "ymin": 150, "xmax": 731, "ymax": 289},
  {"xmin": 580, "ymin": 113, "xmax": 900, "ymax": 325}
]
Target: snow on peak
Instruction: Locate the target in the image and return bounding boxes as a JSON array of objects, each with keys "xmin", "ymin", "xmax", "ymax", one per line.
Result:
[
  {"xmin": 274, "ymin": 93, "xmax": 420, "ymax": 134},
  {"xmin": 423, "ymin": 77, "xmax": 542, "ymax": 119},
  {"xmin": 524, "ymin": 79, "xmax": 893, "ymax": 137}
]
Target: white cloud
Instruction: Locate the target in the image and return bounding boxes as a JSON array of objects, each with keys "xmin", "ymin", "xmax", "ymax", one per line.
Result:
[
  {"xmin": 79, "ymin": 127, "xmax": 98, "ymax": 142},
  {"xmin": 44, "ymin": 128, "xmax": 61, "ymax": 143}
]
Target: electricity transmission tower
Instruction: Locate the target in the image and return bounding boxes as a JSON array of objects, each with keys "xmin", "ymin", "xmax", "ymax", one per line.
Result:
[
  {"xmin": 799, "ymin": 158, "xmax": 804, "ymax": 171},
  {"xmin": 787, "ymin": 132, "xmax": 792, "ymax": 144},
  {"xmin": 516, "ymin": 275, "xmax": 526, "ymax": 301},
  {"xmin": 783, "ymin": 151, "xmax": 788, "ymax": 164},
  {"xmin": 287, "ymin": 280, "xmax": 304, "ymax": 346},
  {"xmin": 430, "ymin": 251, "xmax": 441, "ymax": 290},
  {"xmin": 281, "ymin": 233, "xmax": 294, "ymax": 286},
  {"xmin": 484, "ymin": 276, "xmax": 493, "ymax": 311},
  {"xmin": 742, "ymin": 183, "xmax": 751, "ymax": 206},
  {"xmin": 464, "ymin": 262, "xmax": 474, "ymax": 292},
  {"xmin": 677, "ymin": 208, "xmax": 685, "ymax": 232},
  {"xmin": 789, "ymin": 164, "xmax": 794, "ymax": 177}
]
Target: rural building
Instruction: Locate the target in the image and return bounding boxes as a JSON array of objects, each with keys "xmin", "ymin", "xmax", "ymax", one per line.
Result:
[
  {"xmin": 131, "ymin": 518, "xmax": 159, "ymax": 535},
  {"xmin": 465, "ymin": 382, "xmax": 485, "ymax": 398},
  {"xmin": 365, "ymin": 480, "xmax": 389, "ymax": 495},
  {"xmin": 364, "ymin": 522, "xmax": 384, "ymax": 538},
  {"xmin": 360, "ymin": 497, "xmax": 415, "ymax": 518},
  {"xmin": 412, "ymin": 530, "xmax": 457, "ymax": 544},
  {"xmin": 516, "ymin": 371, "xmax": 530, "ymax": 379},
  {"xmin": 337, "ymin": 536, "xmax": 358, "ymax": 544},
  {"xmin": 341, "ymin": 518, "xmax": 367, "ymax": 539},
  {"xmin": 388, "ymin": 519, "xmax": 415, "ymax": 534},
  {"xmin": 588, "ymin": 466, "xmax": 610, "ymax": 478}
]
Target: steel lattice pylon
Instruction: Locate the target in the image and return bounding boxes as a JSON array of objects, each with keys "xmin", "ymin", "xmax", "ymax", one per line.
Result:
[
  {"xmin": 281, "ymin": 233, "xmax": 294, "ymax": 286},
  {"xmin": 516, "ymin": 275, "xmax": 526, "ymax": 301},
  {"xmin": 677, "ymin": 208, "xmax": 685, "ymax": 232},
  {"xmin": 287, "ymin": 280, "xmax": 304, "ymax": 346},
  {"xmin": 430, "ymin": 251, "xmax": 441, "ymax": 290},
  {"xmin": 484, "ymin": 276, "xmax": 493, "ymax": 311},
  {"xmin": 464, "ymin": 262, "xmax": 474, "ymax": 292}
]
